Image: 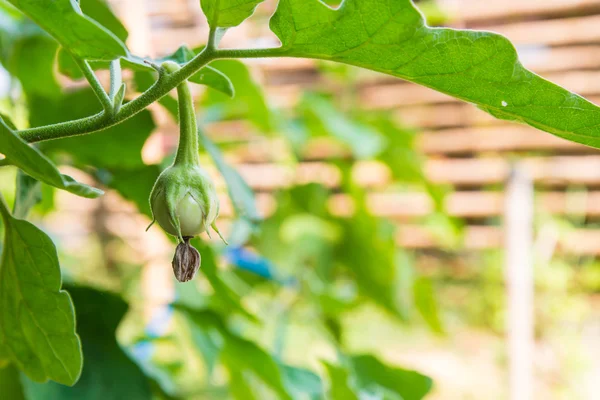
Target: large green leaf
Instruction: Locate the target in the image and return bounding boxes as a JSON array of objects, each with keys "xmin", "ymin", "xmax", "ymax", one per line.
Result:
[
  {"xmin": 201, "ymin": 0, "xmax": 265, "ymax": 29},
  {"xmin": 7, "ymin": 0, "xmax": 127, "ymax": 60},
  {"xmin": 20, "ymin": 286, "xmax": 152, "ymax": 399},
  {"xmin": 0, "ymin": 197, "xmax": 82, "ymax": 386},
  {"xmin": 270, "ymin": 0, "xmax": 600, "ymax": 148},
  {"xmin": 0, "ymin": 364, "xmax": 26, "ymax": 400},
  {"xmin": 0, "ymin": 120, "xmax": 103, "ymax": 198},
  {"xmin": 6, "ymin": 34, "xmax": 61, "ymax": 98},
  {"xmin": 53, "ymin": 0, "xmax": 129, "ymax": 78},
  {"xmin": 79, "ymin": 0, "xmax": 128, "ymax": 42}
]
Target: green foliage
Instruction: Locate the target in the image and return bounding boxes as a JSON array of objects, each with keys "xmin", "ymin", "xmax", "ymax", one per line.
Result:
[
  {"xmin": 0, "ymin": 197, "xmax": 82, "ymax": 386},
  {"xmin": 175, "ymin": 304, "xmax": 323, "ymax": 399},
  {"xmin": 270, "ymin": 0, "xmax": 600, "ymax": 148}
]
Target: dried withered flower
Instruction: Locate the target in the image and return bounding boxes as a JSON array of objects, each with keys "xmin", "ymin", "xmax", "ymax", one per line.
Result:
[{"xmin": 172, "ymin": 237, "xmax": 201, "ymax": 282}]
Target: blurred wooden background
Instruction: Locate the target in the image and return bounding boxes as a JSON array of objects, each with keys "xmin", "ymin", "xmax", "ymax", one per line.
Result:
[{"xmin": 100, "ymin": 0, "xmax": 600, "ymax": 256}]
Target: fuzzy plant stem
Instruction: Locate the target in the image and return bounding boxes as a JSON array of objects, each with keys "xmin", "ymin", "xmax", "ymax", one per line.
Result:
[{"xmin": 162, "ymin": 62, "xmax": 200, "ymax": 166}]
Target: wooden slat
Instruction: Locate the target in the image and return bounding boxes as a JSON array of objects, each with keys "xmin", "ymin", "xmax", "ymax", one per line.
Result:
[
  {"xmin": 446, "ymin": 0, "xmax": 600, "ymax": 25},
  {"xmin": 426, "ymin": 155, "xmax": 600, "ymax": 186},
  {"xmin": 212, "ymin": 155, "xmax": 600, "ymax": 193},
  {"xmin": 396, "ymin": 225, "xmax": 600, "ymax": 255},
  {"xmin": 359, "ymin": 70, "xmax": 600, "ymax": 109},
  {"xmin": 478, "ymin": 14, "xmax": 600, "ymax": 47},
  {"xmin": 417, "ymin": 126, "xmax": 589, "ymax": 155}
]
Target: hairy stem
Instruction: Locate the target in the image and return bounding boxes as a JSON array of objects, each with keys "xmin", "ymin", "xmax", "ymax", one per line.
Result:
[
  {"xmin": 18, "ymin": 46, "xmax": 284, "ymax": 143},
  {"xmin": 109, "ymin": 59, "xmax": 122, "ymax": 101},
  {"xmin": 162, "ymin": 62, "xmax": 200, "ymax": 166},
  {"xmin": 207, "ymin": 28, "xmax": 219, "ymax": 52}
]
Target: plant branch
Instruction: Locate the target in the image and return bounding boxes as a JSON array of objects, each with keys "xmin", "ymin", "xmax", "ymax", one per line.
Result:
[
  {"xmin": 18, "ymin": 46, "xmax": 284, "ymax": 143},
  {"xmin": 109, "ymin": 59, "xmax": 122, "ymax": 100},
  {"xmin": 207, "ymin": 28, "xmax": 219, "ymax": 52},
  {"xmin": 72, "ymin": 55, "xmax": 113, "ymax": 113},
  {"xmin": 215, "ymin": 47, "xmax": 287, "ymax": 59}
]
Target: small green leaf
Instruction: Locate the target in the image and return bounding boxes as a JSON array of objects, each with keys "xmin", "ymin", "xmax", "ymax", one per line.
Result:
[
  {"xmin": 323, "ymin": 362, "xmax": 359, "ymax": 400},
  {"xmin": 190, "ymin": 239, "xmax": 256, "ymax": 321},
  {"xmin": 270, "ymin": 0, "xmax": 600, "ymax": 149},
  {"xmin": 190, "ymin": 66, "xmax": 235, "ymax": 98},
  {"xmin": 7, "ymin": 0, "xmax": 127, "ymax": 60},
  {"xmin": 199, "ymin": 131, "xmax": 261, "ymax": 223},
  {"xmin": 350, "ymin": 355, "xmax": 432, "ymax": 400},
  {"xmin": 280, "ymin": 364, "xmax": 324, "ymax": 400},
  {"xmin": 337, "ymin": 190, "xmax": 401, "ymax": 317},
  {"xmin": 413, "ymin": 277, "xmax": 444, "ymax": 335},
  {"xmin": 20, "ymin": 286, "xmax": 153, "ymax": 399},
  {"xmin": 203, "ymin": 60, "xmax": 273, "ymax": 132},
  {"xmin": 113, "ymin": 83, "xmax": 126, "ymax": 114},
  {"xmin": 0, "ymin": 120, "xmax": 103, "ymax": 198},
  {"xmin": 0, "ymin": 197, "xmax": 83, "ymax": 386},
  {"xmin": 127, "ymin": 46, "xmax": 236, "ymax": 97},
  {"xmin": 160, "ymin": 46, "xmax": 235, "ymax": 97},
  {"xmin": 221, "ymin": 335, "xmax": 292, "ymax": 400},
  {"xmin": 12, "ymin": 170, "xmax": 41, "ymax": 219},
  {"xmin": 301, "ymin": 94, "xmax": 385, "ymax": 159},
  {"xmin": 201, "ymin": 0, "xmax": 265, "ymax": 29}
]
